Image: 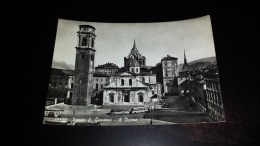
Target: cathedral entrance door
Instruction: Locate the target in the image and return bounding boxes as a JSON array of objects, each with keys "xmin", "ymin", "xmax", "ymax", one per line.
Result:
[{"xmin": 123, "ymin": 91, "xmax": 130, "ymax": 103}]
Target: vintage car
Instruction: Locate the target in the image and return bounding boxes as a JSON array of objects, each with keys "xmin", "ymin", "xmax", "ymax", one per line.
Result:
[
  {"xmin": 73, "ymin": 122, "xmax": 101, "ymax": 126},
  {"xmin": 43, "ymin": 119, "xmax": 71, "ymax": 125},
  {"xmin": 162, "ymin": 103, "xmax": 170, "ymax": 108},
  {"xmin": 109, "ymin": 108, "xmax": 130, "ymax": 115},
  {"xmin": 130, "ymin": 107, "xmax": 148, "ymax": 114},
  {"xmin": 44, "ymin": 108, "xmax": 64, "ymax": 118}
]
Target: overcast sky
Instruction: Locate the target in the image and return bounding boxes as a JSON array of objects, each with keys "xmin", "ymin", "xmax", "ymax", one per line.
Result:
[{"xmin": 52, "ymin": 15, "xmax": 216, "ymax": 67}]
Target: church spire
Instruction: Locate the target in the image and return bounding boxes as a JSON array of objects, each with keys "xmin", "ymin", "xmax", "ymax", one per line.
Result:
[
  {"xmin": 182, "ymin": 49, "xmax": 189, "ymax": 71},
  {"xmin": 132, "ymin": 39, "xmax": 137, "ymax": 50},
  {"xmin": 184, "ymin": 49, "xmax": 187, "ymax": 64}
]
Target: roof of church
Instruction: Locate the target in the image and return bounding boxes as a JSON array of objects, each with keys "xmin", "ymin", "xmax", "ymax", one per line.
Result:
[
  {"xmin": 128, "ymin": 59, "xmax": 140, "ymax": 67},
  {"xmin": 111, "ymin": 71, "xmax": 155, "ymax": 77},
  {"xmin": 126, "ymin": 40, "xmax": 145, "ymax": 60}
]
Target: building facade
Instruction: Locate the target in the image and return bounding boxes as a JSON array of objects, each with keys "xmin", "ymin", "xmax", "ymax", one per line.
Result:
[
  {"xmin": 72, "ymin": 25, "xmax": 96, "ymax": 106},
  {"xmin": 161, "ymin": 55, "xmax": 178, "ymax": 95},
  {"xmin": 47, "ymin": 68, "xmax": 74, "ymax": 103},
  {"xmin": 188, "ymin": 76, "xmax": 207, "ymax": 112},
  {"xmin": 204, "ymin": 65, "xmax": 225, "ymax": 121},
  {"xmin": 93, "ymin": 74, "xmax": 110, "ymax": 93},
  {"xmin": 103, "ymin": 72, "xmax": 160, "ymax": 105},
  {"xmin": 103, "ymin": 41, "xmax": 161, "ymax": 105}
]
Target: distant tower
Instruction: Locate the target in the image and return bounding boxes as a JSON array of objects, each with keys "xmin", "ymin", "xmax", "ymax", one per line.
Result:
[
  {"xmin": 182, "ymin": 50, "xmax": 189, "ymax": 71},
  {"xmin": 72, "ymin": 25, "xmax": 96, "ymax": 106},
  {"xmin": 161, "ymin": 55, "xmax": 178, "ymax": 95}
]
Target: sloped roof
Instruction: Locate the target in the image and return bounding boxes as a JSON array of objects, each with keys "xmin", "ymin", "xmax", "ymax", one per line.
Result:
[
  {"xmin": 128, "ymin": 59, "xmax": 140, "ymax": 67},
  {"xmin": 93, "ymin": 73, "xmax": 110, "ymax": 77},
  {"xmin": 126, "ymin": 40, "xmax": 145, "ymax": 60}
]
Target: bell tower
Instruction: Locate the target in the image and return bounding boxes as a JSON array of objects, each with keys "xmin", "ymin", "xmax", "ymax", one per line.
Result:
[{"xmin": 72, "ymin": 25, "xmax": 96, "ymax": 106}]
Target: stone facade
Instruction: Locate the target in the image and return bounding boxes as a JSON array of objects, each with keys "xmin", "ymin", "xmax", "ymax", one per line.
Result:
[
  {"xmin": 204, "ymin": 66, "xmax": 225, "ymax": 121},
  {"xmin": 93, "ymin": 74, "xmax": 110, "ymax": 93},
  {"xmin": 72, "ymin": 25, "xmax": 96, "ymax": 106},
  {"xmin": 188, "ymin": 76, "xmax": 207, "ymax": 112},
  {"xmin": 161, "ymin": 55, "xmax": 178, "ymax": 95},
  {"xmin": 103, "ymin": 72, "xmax": 159, "ymax": 105}
]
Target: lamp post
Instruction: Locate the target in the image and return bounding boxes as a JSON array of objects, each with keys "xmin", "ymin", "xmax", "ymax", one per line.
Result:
[{"xmin": 149, "ymin": 98, "xmax": 153, "ymax": 125}]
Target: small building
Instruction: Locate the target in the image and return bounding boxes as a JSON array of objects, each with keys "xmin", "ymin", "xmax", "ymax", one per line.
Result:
[
  {"xmin": 93, "ymin": 73, "xmax": 110, "ymax": 93},
  {"xmin": 95, "ymin": 62, "xmax": 119, "ymax": 75},
  {"xmin": 47, "ymin": 68, "xmax": 74, "ymax": 103}
]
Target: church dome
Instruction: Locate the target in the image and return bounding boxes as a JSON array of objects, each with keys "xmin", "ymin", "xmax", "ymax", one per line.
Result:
[{"xmin": 128, "ymin": 59, "xmax": 140, "ymax": 67}]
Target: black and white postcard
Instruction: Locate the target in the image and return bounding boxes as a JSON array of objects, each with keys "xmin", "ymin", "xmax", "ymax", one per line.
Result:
[{"xmin": 43, "ymin": 15, "xmax": 225, "ymax": 126}]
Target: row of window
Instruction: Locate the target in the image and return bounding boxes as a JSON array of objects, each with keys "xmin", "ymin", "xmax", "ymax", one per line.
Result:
[
  {"xmin": 206, "ymin": 90, "xmax": 222, "ymax": 107},
  {"xmin": 120, "ymin": 79, "xmax": 132, "ymax": 86},
  {"xmin": 109, "ymin": 92, "xmax": 144, "ymax": 103},
  {"xmin": 130, "ymin": 68, "xmax": 139, "ymax": 73},
  {"xmin": 206, "ymin": 81, "xmax": 219, "ymax": 93},
  {"xmin": 96, "ymin": 78, "xmax": 108, "ymax": 82},
  {"xmin": 81, "ymin": 53, "xmax": 95, "ymax": 61},
  {"xmin": 96, "ymin": 83, "xmax": 103, "ymax": 90}
]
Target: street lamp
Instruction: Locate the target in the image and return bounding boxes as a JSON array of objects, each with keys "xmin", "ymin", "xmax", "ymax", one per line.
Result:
[{"xmin": 149, "ymin": 98, "xmax": 153, "ymax": 125}]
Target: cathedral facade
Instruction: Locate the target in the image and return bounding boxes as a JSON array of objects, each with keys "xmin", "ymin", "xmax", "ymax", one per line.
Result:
[{"xmin": 103, "ymin": 41, "xmax": 161, "ymax": 105}]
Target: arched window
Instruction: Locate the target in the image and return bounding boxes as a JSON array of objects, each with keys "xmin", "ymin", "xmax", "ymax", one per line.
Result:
[
  {"xmin": 136, "ymin": 68, "xmax": 138, "ymax": 73},
  {"xmin": 91, "ymin": 53, "xmax": 94, "ymax": 61},
  {"xmin": 121, "ymin": 79, "xmax": 124, "ymax": 86},
  {"xmin": 138, "ymin": 92, "xmax": 144, "ymax": 102},
  {"xmin": 91, "ymin": 38, "xmax": 94, "ymax": 47},
  {"xmin": 131, "ymin": 68, "xmax": 134, "ymax": 73},
  {"xmin": 142, "ymin": 77, "xmax": 145, "ymax": 83},
  {"xmin": 81, "ymin": 54, "xmax": 85, "ymax": 59},
  {"xmin": 129, "ymin": 79, "xmax": 132, "ymax": 86},
  {"xmin": 82, "ymin": 37, "xmax": 87, "ymax": 46},
  {"xmin": 96, "ymin": 83, "xmax": 98, "ymax": 91},
  {"xmin": 109, "ymin": 93, "xmax": 114, "ymax": 103}
]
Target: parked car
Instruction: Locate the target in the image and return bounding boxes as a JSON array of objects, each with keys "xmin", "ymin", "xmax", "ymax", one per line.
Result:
[
  {"xmin": 109, "ymin": 108, "xmax": 130, "ymax": 115},
  {"xmin": 73, "ymin": 122, "xmax": 101, "ymax": 126},
  {"xmin": 162, "ymin": 103, "xmax": 170, "ymax": 108},
  {"xmin": 130, "ymin": 107, "xmax": 148, "ymax": 114},
  {"xmin": 44, "ymin": 108, "xmax": 64, "ymax": 118}
]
